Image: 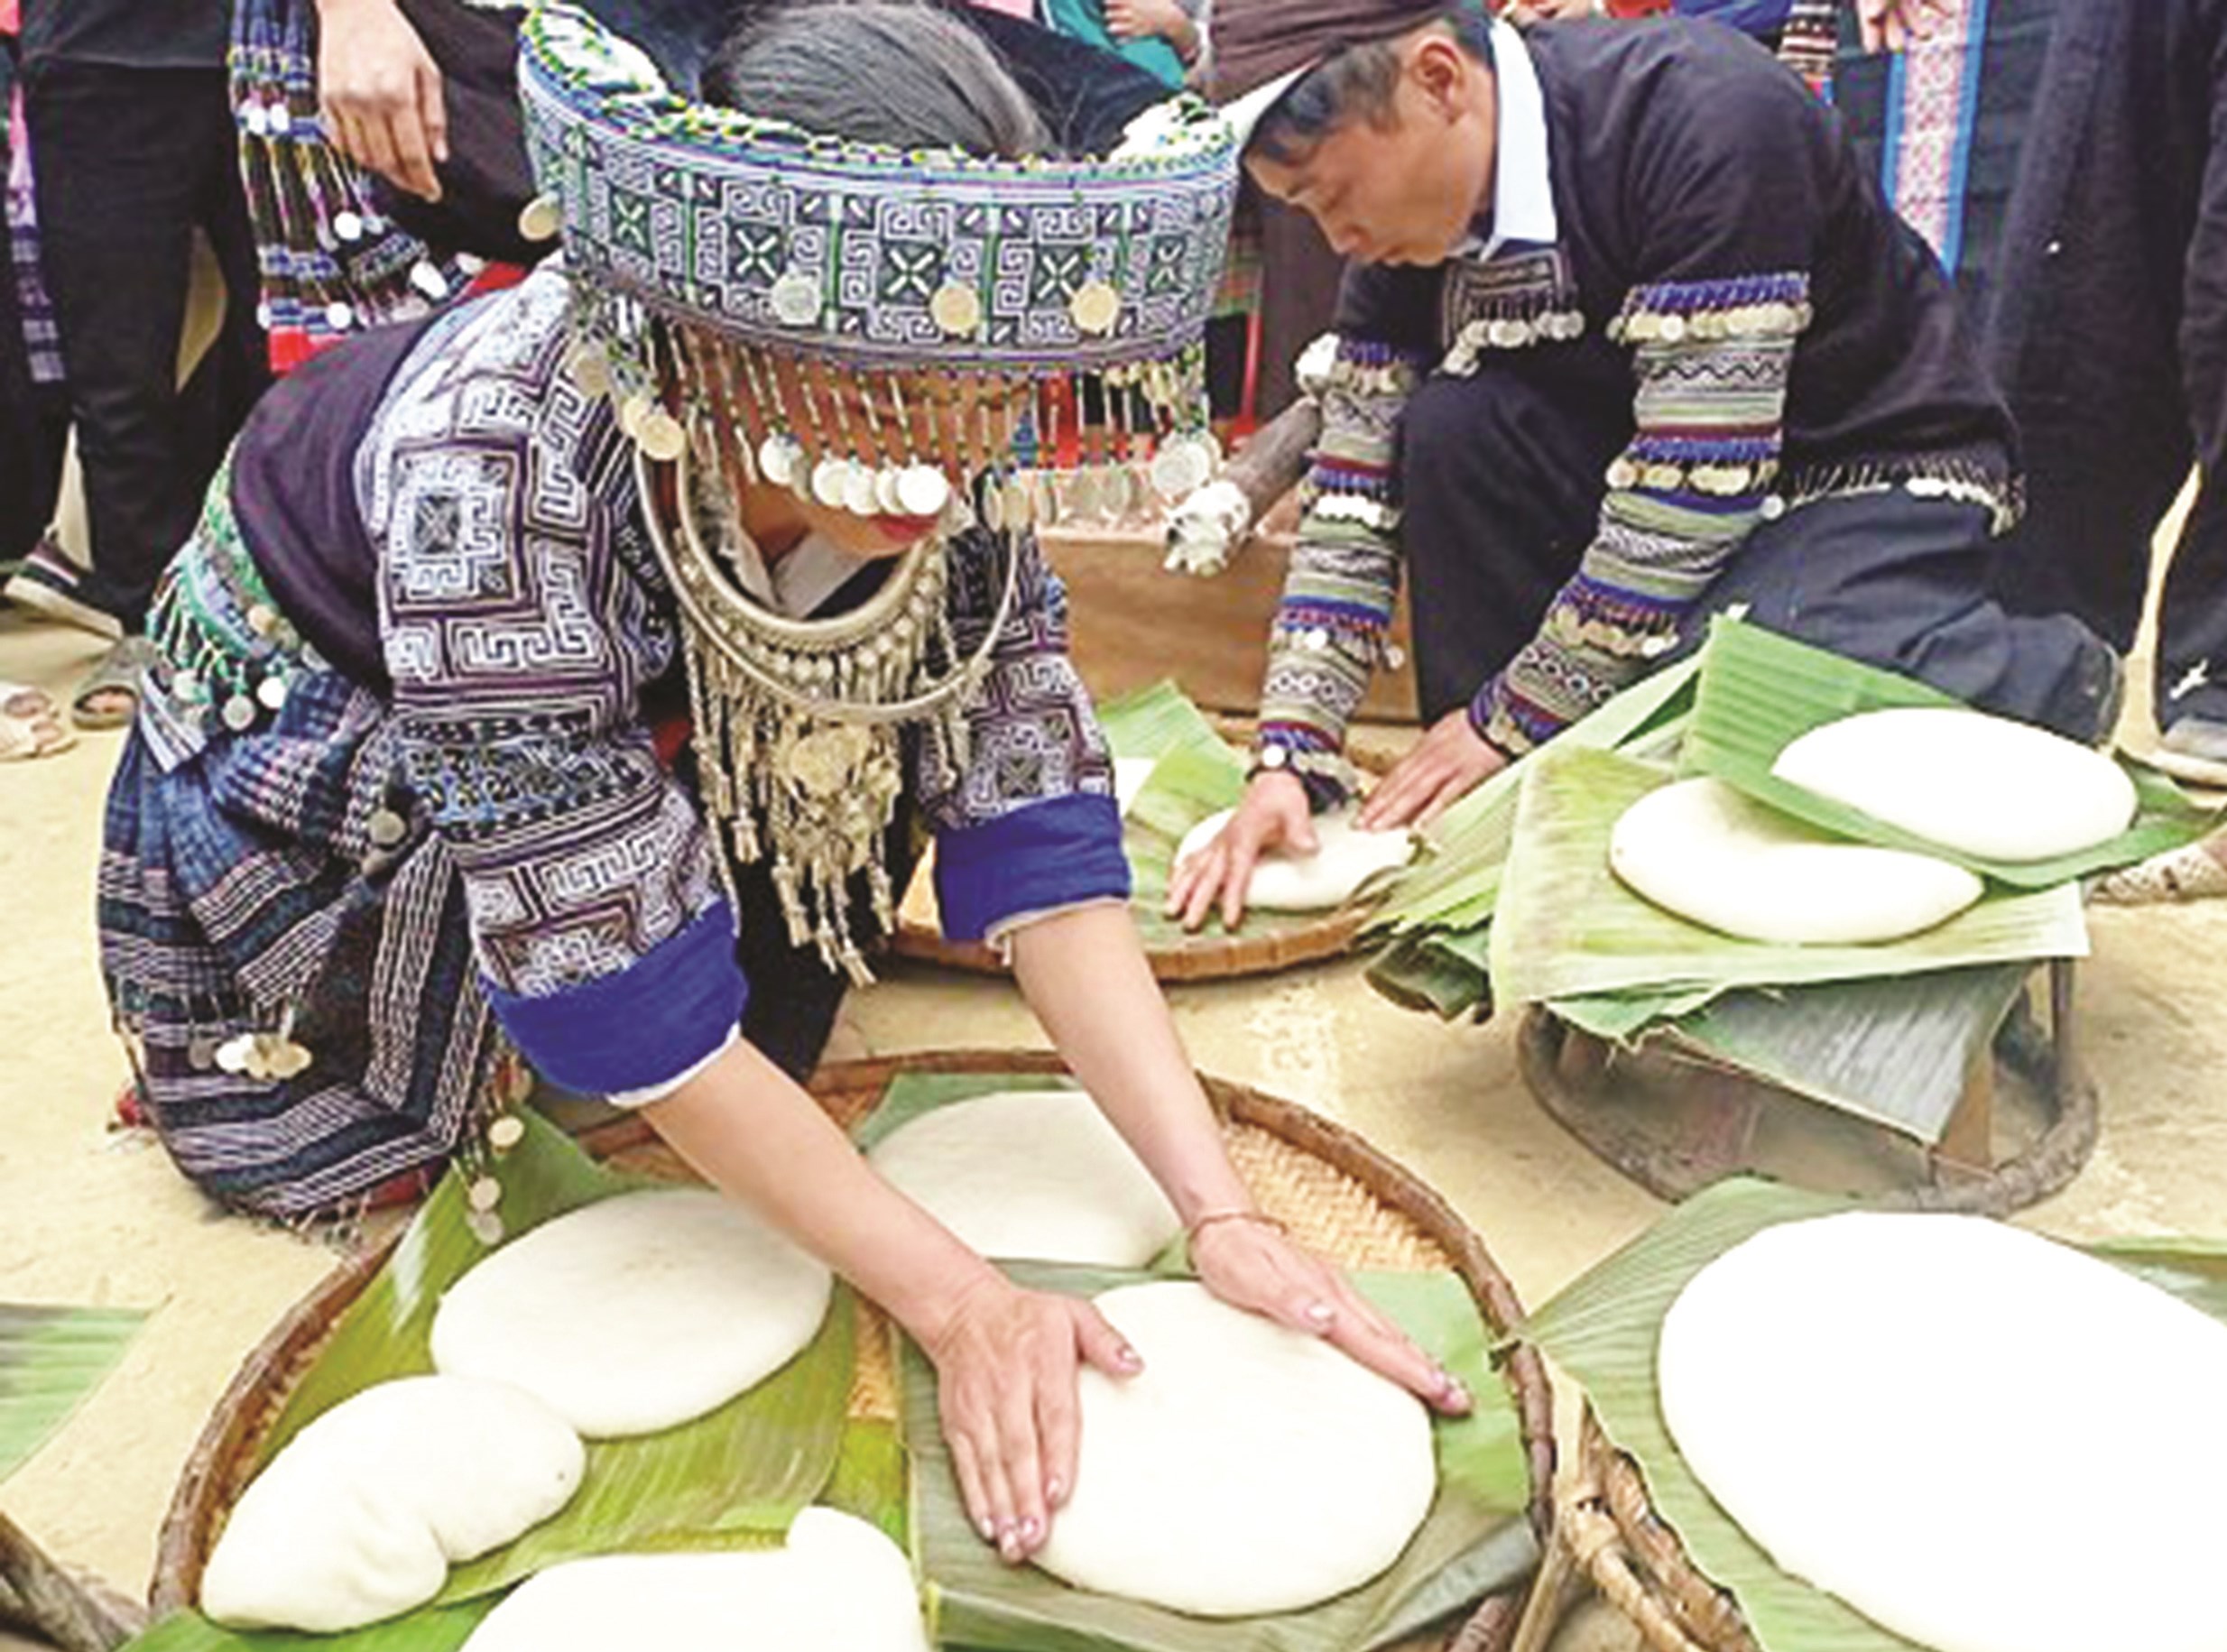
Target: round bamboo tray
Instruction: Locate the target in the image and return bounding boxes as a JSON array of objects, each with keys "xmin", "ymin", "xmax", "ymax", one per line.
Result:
[
  {"xmin": 152, "ymin": 1050, "xmax": 1556, "ymax": 1651},
  {"xmin": 890, "ymin": 722, "xmax": 1408, "ymax": 983},
  {"xmin": 1517, "ymin": 959, "xmax": 2098, "ymax": 1219}
]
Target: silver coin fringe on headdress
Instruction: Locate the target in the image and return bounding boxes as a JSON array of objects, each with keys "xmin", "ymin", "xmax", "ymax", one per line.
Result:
[{"xmin": 517, "ymin": 5, "xmax": 1240, "ymax": 979}]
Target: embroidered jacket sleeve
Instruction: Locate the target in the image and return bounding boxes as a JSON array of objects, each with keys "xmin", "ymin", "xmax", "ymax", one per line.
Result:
[
  {"xmin": 372, "ymin": 289, "xmax": 740, "ymax": 1101},
  {"xmin": 1252, "ymin": 322, "xmax": 1433, "ymax": 802},
  {"xmin": 1472, "ymin": 68, "xmax": 1823, "ymax": 754},
  {"xmin": 910, "ymin": 529, "xmax": 1130, "ymax": 943}
]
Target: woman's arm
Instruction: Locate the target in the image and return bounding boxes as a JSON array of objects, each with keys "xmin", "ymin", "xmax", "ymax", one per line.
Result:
[
  {"xmin": 1009, "ymin": 903, "xmax": 1469, "ymax": 1413},
  {"xmin": 641, "ymin": 1038, "xmax": 1141, "ymax": 1565}
]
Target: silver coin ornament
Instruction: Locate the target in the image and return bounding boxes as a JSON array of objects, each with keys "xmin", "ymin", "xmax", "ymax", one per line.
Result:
[
  {"xmin": 896, "ymin": 466, "xmax": 951, "ymax": 518},
  {"xmin": 811, "ymin": 457, "xmax": 852, "ymax": 510}
]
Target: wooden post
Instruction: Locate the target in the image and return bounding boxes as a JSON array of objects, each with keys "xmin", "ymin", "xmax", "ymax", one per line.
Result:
[{"xmin": 1933, "ymin": 1055, "xmax": 1997, "ymax": 1177}]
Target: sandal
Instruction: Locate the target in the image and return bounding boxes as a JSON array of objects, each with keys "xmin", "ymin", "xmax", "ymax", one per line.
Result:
[
  {"xmin": 2091, "ymin": 835, "xmax": 2227, "ymax": 905},
  {"xmin": 69, "ymin": 635, "xmax": 159, "ymax": 732},
  {"xmin": 0, "ymin": 680, "xmax": 75, "ymax": 761}
]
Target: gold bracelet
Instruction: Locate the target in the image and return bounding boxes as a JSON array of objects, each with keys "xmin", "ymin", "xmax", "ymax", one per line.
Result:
[{"xmin": 1185, "ymin": 1208, "xmax": 1289, "ymax": 1245}]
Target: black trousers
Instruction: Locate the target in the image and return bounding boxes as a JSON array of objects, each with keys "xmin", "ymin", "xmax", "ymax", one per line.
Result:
[
  {"xmin": 1397, "ymin": 368, "xmax": 2121, "ymax": 743},
  {"xmin": 23, "ymin": 60, "xmax": 266, "ymax": 632}
]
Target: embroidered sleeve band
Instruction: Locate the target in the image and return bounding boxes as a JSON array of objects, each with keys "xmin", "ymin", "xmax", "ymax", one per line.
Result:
[
  {"xmin": 1474, "ymin": 272, "xmax": 1807, "ymax": 752},
  {"xmin": 485, "ymin": 902, "xmax": 746, "ymax": 1096},
  {"xmin": 935, "ymin": 791, "xmax": 1132, "ymax": 941},
  {"xmin": 1255, "ymin": 339, "xmax": 1428, "ymax": 798}
]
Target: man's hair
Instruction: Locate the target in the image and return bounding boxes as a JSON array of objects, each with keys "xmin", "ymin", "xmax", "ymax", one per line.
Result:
[
  {"xmin": 1248, "ymin": 5, "xmax": 1495, "ymax": 166},
  {"xmin": 704, "ymin": 2, "xmax": 1051, "ymax": 160}
]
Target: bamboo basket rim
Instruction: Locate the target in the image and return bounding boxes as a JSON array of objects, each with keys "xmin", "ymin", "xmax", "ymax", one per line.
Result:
[
  {"xmin": 1558, "ymin": 1407, "xmax": 1760, "ymax": 1652},
  {"xmin": 152, "ymin": 1050, "xmax": 1556, "ymax": 1652},
  {"xmin": 1516, "ymin": 959, "xmax": 2098, "ymax": 1219},
  {"xmin": 891, "ymin": 721, "xmax": 1409, "ymax": 983}
]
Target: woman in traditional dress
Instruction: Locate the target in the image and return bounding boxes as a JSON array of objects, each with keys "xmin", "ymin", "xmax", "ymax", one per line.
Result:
[{"xmin": 97, "ymin": 0, "xmax": 1465, "ymax": 1561}]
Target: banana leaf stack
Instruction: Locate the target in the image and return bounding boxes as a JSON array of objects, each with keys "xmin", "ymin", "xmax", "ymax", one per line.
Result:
[
  {"xmin": 1517, "ymin": 1178, "xmax": 2227, "ymax": 1652},
  {"xmin": 1364, "ymin": 619, "xmax": 2218, "ymax": 1146},
  {"xmin": 130, "ymin": 1070, "xmax": 1539, "ymax": 1652}
]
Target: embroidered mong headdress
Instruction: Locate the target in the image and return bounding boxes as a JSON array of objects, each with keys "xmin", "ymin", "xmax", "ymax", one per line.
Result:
[
  {"xmin": 517, "ymin": 3, "xmax": 1240, "ymax": 980},
  {"xmin": 520, "ymin": 2, "xmax": 1239, "ymax": 513}
]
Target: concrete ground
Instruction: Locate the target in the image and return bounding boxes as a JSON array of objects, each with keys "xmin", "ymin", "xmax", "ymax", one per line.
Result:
[{"xmin": 4, "ymin": 577, "xmax": 2224, "ymax": 1650}]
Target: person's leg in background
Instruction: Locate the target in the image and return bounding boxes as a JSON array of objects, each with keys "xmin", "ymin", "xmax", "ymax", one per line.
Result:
[
  {"xmin": 23, "ymin": 60, "xmax": 264, "ymax": 724},
  {"xmin": 1396, "ymin": 364, "xmax": 1626, "ymax": 723},
  {"xmin": 1692, "ymin": 488, "xmax": 2122, "ymax": 743}
]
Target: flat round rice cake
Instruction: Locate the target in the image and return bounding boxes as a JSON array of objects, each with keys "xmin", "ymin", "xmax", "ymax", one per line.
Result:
[
  {"xmin": 1176, "ymin": 806, "xmax": 1413, "ymax": 912},
  {"xmin": 457, "ymin": 1509, "xmax": 928, "ymax": 1652},
  {"xmin": 430, "ymin": 1188, "xmax": 832, "ymax": 1438},
  {"xmin": 200, "ymin": 1375, "xmax": 584, "ymax": 1633},
  {"xmin": 1609, "ymin": 776, "xmax": 1983, "ymax": 945},
  {"xmin": 1769, "ymin": 706, "xmax": 2138, "ymax": 863},
  {"xmin": 866, "ymin": 1089, "xmax": 1179, "ymax": 1267},
  {"xmin": 1659, "ymin": 1212, "xmax": 2227, "ymax": 1652},
  {"xmin": 1032, "ymin": 1280, "xmax": 1436, "ymax": 1617}
]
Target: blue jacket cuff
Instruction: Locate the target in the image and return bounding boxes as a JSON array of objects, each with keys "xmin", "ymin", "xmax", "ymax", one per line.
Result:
[
  {"xmin": 484, "ymin": 902, "xmax": 746, "ymax": 1096},
  {"xmin": 935, "ymin": 793, "xmax": 1131, "ymax": 942}
]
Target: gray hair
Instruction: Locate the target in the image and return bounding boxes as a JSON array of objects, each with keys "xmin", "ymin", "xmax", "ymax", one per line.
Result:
[{"xmin": 704, "ymin": 3, "xmax": 1051, "ymax": 159}]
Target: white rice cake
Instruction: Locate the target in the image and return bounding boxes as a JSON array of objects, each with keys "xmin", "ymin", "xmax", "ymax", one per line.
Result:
[
  {"xmin": 431, "ymin": 1189, "xmax": 832, "ymax": 1438},
  {"xmin": 457, "ymin": 1509, "xmax": 928, "ymax": 1652},
  {"xmin": 1660, "ymin": 1212, "xmax": 2227, "ymax": 1652},
  {"xmin": 1176, "ymin": 806, "xmax": 1413, "ymax": 912},
  {"xmin": 1609, "ymin": 776, "xmax": 1983, "ymax": 945},
  {"xmin": 200, "ymin": 1375, "xmax": 584, "ymax": 1633},
  {"xmin": 866, "ymin": 1089, "xmax": 1179, "ymax": 1267},
  {"xmin": 1770, "ymin": 706, "xmax": 2137, "ymax": 863},
  {"xmin": 1033, "ymin": 1281, "xmax": 1437, "ymax": 1617}
]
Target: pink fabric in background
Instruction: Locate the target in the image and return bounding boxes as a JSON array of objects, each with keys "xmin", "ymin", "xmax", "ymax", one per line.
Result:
[
  {"xmin": 967, "ymin": 0, "xmax": 1036, "ymax": 19},
  {"xmin": 0, "ymin": 1, "xmax": 16, "ymax": 37}
]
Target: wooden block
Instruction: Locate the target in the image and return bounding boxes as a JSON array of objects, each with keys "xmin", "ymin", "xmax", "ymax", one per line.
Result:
[
  {"xmin": 1933, "ymin": 1058, "xmax": 1997, "ymax": 1176},
  {"xmin": 1040, "ymin": 523, "xmax": 1420, "ymax": 724}
]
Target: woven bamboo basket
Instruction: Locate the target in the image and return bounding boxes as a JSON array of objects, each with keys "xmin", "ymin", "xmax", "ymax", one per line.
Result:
[
  {"xmin": 1510, "ymin": 1410, "xmax": 1759, "ymax": 1652},
  {"xmin": 152, "ymin": 1050, "xmax": 1556, "ymax": 1651},
  {"xmin": 891, "ymin": 723, "xmax": 1409, "ymax": 983},
  {"xmin": 1517, "ymin": 959, "xmax": 2098, "ymax": 1219}
]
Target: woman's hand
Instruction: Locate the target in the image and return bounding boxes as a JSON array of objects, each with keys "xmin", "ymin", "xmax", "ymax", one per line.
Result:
[
  {"xmin": 1855, "ymin": 0, "xmax": 1949, "ymax": 52},
  {"xmin": 1189, "ymin": 1214, "xmax": 1474, "ymax": 1415},
  {"xmin": 1356, "ymin": 708, "xmax": 1509, "ymax": 831},
  {"xmin": 1165, "ymin": 770, "xmax": 1316, "ymax": 931},
  {"xmin": 921, "ymin": 1275, "xmax": 1144, "ymax": 1563},
  {"xmin": 316, "ymin": 0, "xmax": 448, "ymax": 200}
]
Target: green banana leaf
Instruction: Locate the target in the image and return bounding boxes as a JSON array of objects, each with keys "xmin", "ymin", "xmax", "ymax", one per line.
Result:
[
  {"xmin": 903, "ymin": 1261, "xmax": 1536, "ymax": 1652},
  {"xmin": 1547, "ymin": 986, "xmax": 1721, "ymax": 1043},
  {"xmin": 1519, "ymin": 1180, "xmax": 2227, "ymax": 1652},
  {"xmin": 1487, "ymin": 745, "xmax": 2088, "ymax": 1011},
  {"xmin": 1366, "ymin": 656, "xmax": 1705, "ymax": 943},
  {"xmin": 1074, "ymin": 679, "xmax": 1385, "ymax": 948},
  {"xmin": 117, "ymin": 1601, "xmax": 498, "ymax": 1652},
  {"xmin": 2081, "ymin": 1236, "xmax": 2227, "ymax": 1321},
  {"xmin": 1364, "ymin": 930, "xmax": 1494, "ymax": 1021},
  {"xmin": 1096, "ymin": 679, "xmax": 1232, "ymax": 767},
  {"xmin": 219, "ymin": 1112, "xmax": 853, "ymax": 1613},
  {"xmin": 0, "ymin": 1303, "xmax": 145, "ymax": 1483},
  {"xmin": 824, "ymin": 1417, "xmax": 912, "ymax": 1551},
  {"xmin": 1683, "ymin": 618, "xmax": 2219, "ymax": 887},
  {"xmin": 1640, "ymin": 965, "xmax": 2031, "ymax": 1145}
]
